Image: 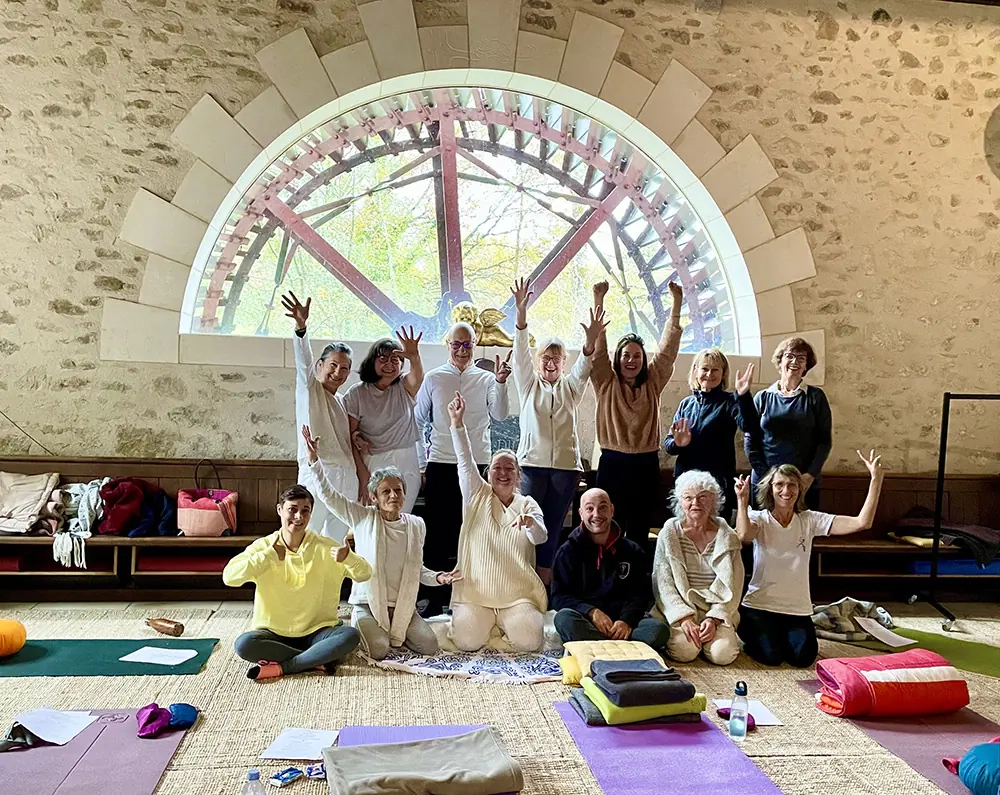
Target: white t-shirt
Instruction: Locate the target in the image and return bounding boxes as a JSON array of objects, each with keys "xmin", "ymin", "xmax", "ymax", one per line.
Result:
[
  {"xmin": 382, "ymin": 518, "xmax": 409, "ymax": 606},
  {"xmin": 742, "ymin": 509, "xmax": 834, "ymax": 616}
]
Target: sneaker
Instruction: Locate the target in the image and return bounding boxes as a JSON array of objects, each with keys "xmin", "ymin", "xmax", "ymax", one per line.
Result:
[{"xmin": 246, "ymin": 661, "xmax": 283, "ymax": 681}]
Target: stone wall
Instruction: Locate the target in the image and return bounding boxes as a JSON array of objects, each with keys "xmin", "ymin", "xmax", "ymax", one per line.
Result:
[{"xmin": 0, "ymin": 0, "xmax": 998, "ymax": 473}]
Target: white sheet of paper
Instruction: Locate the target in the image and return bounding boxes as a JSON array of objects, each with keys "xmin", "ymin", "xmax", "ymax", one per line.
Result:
[
  {"xmin": 712, "ymin": 699, "xmax": 784, "ymax": 726},
  {"xmin": 260, "ymin": 728, "xmax": 341, "ymax": 761},
  {"xmin": 15, "ymin": 708, "xmax": 98, "ymax": 745},
  {"xmin": 854, "ymin": 617, "xmax": 918, "ymax": 648},
  {"xmin": 118, "ymin": 646, "xmax": 198, "ymax": 666}
]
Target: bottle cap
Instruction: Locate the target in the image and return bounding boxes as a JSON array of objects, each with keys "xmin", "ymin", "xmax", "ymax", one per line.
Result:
[
  {"xmin": 248, "ymin": 769, "xmax": 260, "ymax": 781},
  {"xmin": 735, "ymin": 680, "xmax": 748, "ymax": 696}
]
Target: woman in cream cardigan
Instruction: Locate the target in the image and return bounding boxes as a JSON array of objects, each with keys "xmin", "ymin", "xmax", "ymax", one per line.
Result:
[
  {"xmin": 300, "ymin": 426, "xmax": 460, "ymax": 661},
  {"xmin": 447, "ymin": 392, "xmax": 549, "ymax": 652},
  {"xmin": 653, "ymin": 470, "xmax": 743, "ymax": 665}
]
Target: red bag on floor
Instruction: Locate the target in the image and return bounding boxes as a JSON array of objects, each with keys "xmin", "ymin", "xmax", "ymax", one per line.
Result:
[{"xmin": 176, "ymin": 461, "xmax": 238, "ymax": 538}]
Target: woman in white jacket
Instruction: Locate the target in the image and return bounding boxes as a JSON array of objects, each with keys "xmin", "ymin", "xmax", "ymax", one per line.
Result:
[
  {"xmin": 652, "ymin": 470, "xmax": 744, "ymax": 665},
  {"xmin": 281, "ymin": 292, "xmax": 356, "ymax": 541},
  {"xmin": 300, "ymin": 426, "xmax": 460, "ymax": 660},
  {"xmin": 508, "ymin": 278, "xmax": 603, "ymax": 583},
  {"xmin": 447, "ymin": 392, "xmax": 548, "ymax": 652}
]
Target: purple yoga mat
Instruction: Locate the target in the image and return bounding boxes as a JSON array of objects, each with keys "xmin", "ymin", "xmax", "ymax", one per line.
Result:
[
  {"xmin": 0, "ymin": 709, "xmax": 187, "ymax": 795},
  {"xmin": 554, "ymin": 701, "xmax": 782, "ymax": 795},
  {"xmin": 337, "ymin": 724, "xmax": 517, "ymax": 795},
  {"xmin": 798, "ymin": 679, "xmax": 1000, "ymax": 795}
]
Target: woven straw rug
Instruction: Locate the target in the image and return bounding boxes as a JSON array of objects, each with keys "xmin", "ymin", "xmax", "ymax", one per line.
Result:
[{"xmin": 0, "ymin": 602, "xmax": 997, "ymax": 795}]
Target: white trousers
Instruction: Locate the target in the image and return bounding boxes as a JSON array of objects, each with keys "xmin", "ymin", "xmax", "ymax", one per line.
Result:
[
  {"xmin": 368, "ymin": 446, "xmax": 421, "ymax": 514},
  {"xmin": 450, "ymin": 602, "xmax": 544, "ymax": 653},
  {"xmin": 667, "ymin": 607, "xmax": 740, "ymax": 666},
  {"xmin": 298, "ymin": 462, "xmax": 352, "ymax": 542}
]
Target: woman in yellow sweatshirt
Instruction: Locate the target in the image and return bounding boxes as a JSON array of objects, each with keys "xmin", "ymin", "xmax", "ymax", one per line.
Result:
[{"xmin": 222, "ymin": 485, "xmax": 372, "ymax": 681}]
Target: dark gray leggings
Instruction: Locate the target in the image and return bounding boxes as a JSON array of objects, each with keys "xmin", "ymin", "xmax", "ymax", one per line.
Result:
[{"xmin": 234, "ymin": 625, "xmax": 360, "ymax": 674}]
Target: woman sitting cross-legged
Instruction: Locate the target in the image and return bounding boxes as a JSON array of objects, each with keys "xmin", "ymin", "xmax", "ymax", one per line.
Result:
[
  {"xmin": 652, "ymin": 471, "xmax": 744, "ymax": 666},
  {"xmin": 447, "ymin": 391, "xmax": 549, "ymax": 652},
  {"xmin": 735, "ymin": 450, "xmax": 884, "ymax": 667},
  {"xmin": 222, "ymin": 485, "xmax": 371, "ymax": 681},
  {"xmin": 300, "ymin": 426, "xmax": 460, "ymax": 661}
]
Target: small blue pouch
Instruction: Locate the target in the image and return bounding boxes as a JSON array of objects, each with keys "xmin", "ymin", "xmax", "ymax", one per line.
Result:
[{"xmin": 167, "ymin": 703, "xmax": 199, "ymax": 730}]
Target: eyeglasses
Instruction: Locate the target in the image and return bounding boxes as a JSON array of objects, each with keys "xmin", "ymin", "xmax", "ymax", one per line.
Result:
[
  {"xmin": 540, "ymin": 355, "xmax": 563, "ymax": 364},
  {"xmin": 449, "ymin": 341, "xmax": 474, "ymax": 350},
  {"xmin": 783, "ymin": 353, "xmax": 808, "ymax": 363}
]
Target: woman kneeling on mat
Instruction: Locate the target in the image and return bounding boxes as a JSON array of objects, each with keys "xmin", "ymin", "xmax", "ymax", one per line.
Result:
[
  {"xmin": 300, "ymin": 425, "xmax": 460, "ymax": 661},
  {"xmin": 448, "ymin": 391, "xmax": 549, "ymax": 652},
  {"xmin": 735, "ymin": 450, "xmax": 884, "ymax": 667},
  {"xmin": 223, "ymin": 485, "xmax": 371, "ymax": 681},
  {"xmin": 653, "ymin": 470, "xmax": 743, "ymax": 665}
]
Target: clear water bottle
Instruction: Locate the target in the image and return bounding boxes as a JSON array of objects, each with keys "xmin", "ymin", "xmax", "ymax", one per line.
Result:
[
  {"xmin": 242, "ymin": 769, "xmax": 266, "ymax": 795},
  {"xmin": 729, "ymin": 680, "xmax": 749, "ymax": 743}
]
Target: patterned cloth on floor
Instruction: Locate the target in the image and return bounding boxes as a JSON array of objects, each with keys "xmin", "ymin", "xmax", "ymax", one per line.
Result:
[
  {"xmin": 363, "ymin": 646, "xmax": 563, "ymax": 684},
  {"xmin": 811, "ymin": 597, "xmax": 894, "ymax": 642}
]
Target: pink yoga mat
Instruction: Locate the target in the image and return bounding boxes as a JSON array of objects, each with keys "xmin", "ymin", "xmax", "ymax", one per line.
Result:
[
  {"xmin": 798, "ymin": 679, "xmax": 1000, "ymax": 795},
  {"xmin": 554, "ymin": 701, "xmax": 782, "ymax": 794},
  {"xmin": 337, "ymin": 724, "xmax": 516, "ymax": 795},
  {"xmin": 0, "ymin": 709, "xmax": 187, "ymax": 795}
]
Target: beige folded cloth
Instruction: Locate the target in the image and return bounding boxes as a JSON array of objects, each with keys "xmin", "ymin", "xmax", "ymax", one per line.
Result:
[{"xmin": 322, "ymin": 727, "xmax": 523, "ymax": 795}]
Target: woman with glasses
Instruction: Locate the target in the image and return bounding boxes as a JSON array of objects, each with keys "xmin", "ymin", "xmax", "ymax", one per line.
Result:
[
  {"xmin": 414, "ymin": 322, "xmax": 511, "ymax": 614},
  {"xmin": 744, "ymin": 337, "xmax": 831, "ymax": 509},
  {"xmin": 652, "ymin": 470, "xmax": 743, "ymax": 665},
  {"xmin": 508, "ymin": 278, "xmax": 604, "ymax": 585},
  {"xmin": 590, "ymin": 279, "xmax": 684, "ymax": 548},
  {"xmin": 342, "ymin": 327, "xmax": 425, "ymax": 513}
]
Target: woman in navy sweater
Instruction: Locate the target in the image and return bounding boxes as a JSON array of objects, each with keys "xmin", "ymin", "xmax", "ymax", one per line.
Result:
[
  {"xmin": 663, "ymin": 348, "xmax": 758, "ymax": 518},
  {"xmin": 745, "ymin": 337, "xmax": 832, "ymax": 509}
]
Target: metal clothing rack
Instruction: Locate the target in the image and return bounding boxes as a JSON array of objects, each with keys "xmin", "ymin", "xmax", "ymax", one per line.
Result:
[{"xmin": 909, "ymin": 392, "xmax": 1000, "ymax": 631}]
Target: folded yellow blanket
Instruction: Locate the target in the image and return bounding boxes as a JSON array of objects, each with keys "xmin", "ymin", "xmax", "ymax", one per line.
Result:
[{"xmin": 580, "ymin": 677, "xmax": 707, "ymax": 726}]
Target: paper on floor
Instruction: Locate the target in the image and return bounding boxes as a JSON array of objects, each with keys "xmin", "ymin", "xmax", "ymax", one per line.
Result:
[
  {"xmin": 854, "ymin": 617, "xmax": 918, "ymax": 648},
  {"xmin": 261, "ymin": 728, "xmax": 341, "ymax": 761},
  {"xmin": 119, "ymin": 647, "xmax": 199, "ymax": 666},
  {"xmin": 14, "ymin": 708, "xmax": 97, "ymax": 745},
  {"xmin": 712, "ymin": 699, "xmax": 783, "ymax": 726}
]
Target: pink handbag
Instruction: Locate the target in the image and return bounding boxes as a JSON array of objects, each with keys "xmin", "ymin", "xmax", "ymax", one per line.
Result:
[{"xmin": 177, "ymin": 460, "xmax": 238, "ymax": 537}]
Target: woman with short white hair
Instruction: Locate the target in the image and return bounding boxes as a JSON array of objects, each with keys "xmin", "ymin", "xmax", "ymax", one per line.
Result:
[
  {"xmin": 652, "ymin": 470, "xmax": 743, "ymax": 665},
  {"xmin": 447, "ymin": 392, "xmax": 548, "ymax": 652}
]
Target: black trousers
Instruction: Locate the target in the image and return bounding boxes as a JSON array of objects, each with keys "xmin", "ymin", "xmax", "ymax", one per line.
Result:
[
  {"xmin": 738, "ymin": 605, "xmax": 818, "ymax": 668},
  {"xmin": 418, "ymin": 461, "xmax": 486, "ymax": 615},
  {"xmin": 595, "ymin": 449, "xmax": 660, "ymax": 552}
]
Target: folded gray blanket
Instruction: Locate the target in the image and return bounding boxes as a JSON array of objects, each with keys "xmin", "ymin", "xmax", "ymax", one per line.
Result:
[
  {"xmin": 568, "ymin": 690, "xmax": 702, "ymax": 727},
  {"xmin": 590, "ymin": 659, "xmax": 680, "ymax": 683},
  {"xmin": 322, "ymin": 727, "xmax": 523, "ymax": 795}
]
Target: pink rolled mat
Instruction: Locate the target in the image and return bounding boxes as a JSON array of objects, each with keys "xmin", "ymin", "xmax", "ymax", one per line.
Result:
[
  {"xmin": 554, "ymin": 701, "xmax": 782, "ymax": 795},
  {"xmin": 798, "ymin": 678, "xmax": 1000, "ymax": 795},
  {"xmin": 1, "ymin": 709, "xmax": 187, "ymax": 795}
]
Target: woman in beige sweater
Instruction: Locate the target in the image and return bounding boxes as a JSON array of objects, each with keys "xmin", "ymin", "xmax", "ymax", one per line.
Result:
[
  {"xmin": 447, "ymin": 392, "xmax": 548, "ymax": 652},
  {"xmin": 591, "ymin": 280, "xmax": 684, "ymax": 547}
]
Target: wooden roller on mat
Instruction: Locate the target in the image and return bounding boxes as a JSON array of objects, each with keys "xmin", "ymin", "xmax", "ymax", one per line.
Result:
[{"xmin": 145, "ymin": 618, "xmax": 184, "ymax": 637}]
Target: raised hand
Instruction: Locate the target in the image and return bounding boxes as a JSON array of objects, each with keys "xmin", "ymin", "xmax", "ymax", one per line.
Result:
[
  {"xmin": 858, "ymin": 449, "xmax": 883, "ymax": 479},
  {"xmin": 510, "ymin": 278, "xmax": 533, "ymax": 314},
  {"xmin": 436, "ymin": 568, "xmax": 463, "ymax": 585},
  {"xmin": 580, "ymin": 306, "xmax": 609, "ymax": 354},
  {"xmin": 301, "ymin": 425, "xmax": 320, "ymax": 465},
  {"xmin": 735, "ymin": 363, "xmax": 755, "ymax": 395},
  {"xmin": 593, "ymin": 281, "xmax": 609, "ymax": 307},
  {"xmin": 670, "ymin": 418, "xmax": 692, "ymax": 448},
  {"xmin": 734, "ymin": 474, "xmax": 750, "ymax": 505},
  {"xmin": 334, "ymin": 542, "xmax": 351, "ymax": 563},
  {"xmin": 667, "ymin": 281, "xmax": 683, "ymax": 302},
  {"xmin": 447, "ymin": 391, "xmax": 466, "ymax": 426},
  {"xmin": 395, "ymin": 325, "xmax": 423, "ymax": 359},
  {"xmin": 280, "ymin": 292, "xmax": 311, "ymax": 330},
  {"xmin": 494, "ymin": 351, "xmax": 513, "ymax": 383}
]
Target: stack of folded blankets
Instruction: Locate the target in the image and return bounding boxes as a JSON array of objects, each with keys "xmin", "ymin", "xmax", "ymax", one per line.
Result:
[{"xmin": 571, "ymin": 659, "xmax": 707, "ymax": 726}]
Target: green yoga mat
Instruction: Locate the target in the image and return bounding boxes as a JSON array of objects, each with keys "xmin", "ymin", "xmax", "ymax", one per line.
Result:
[
  {"xmin": 0, "ymin": 638, "xmax": 219, "ymax": 677},
  {"xmin": 850, "ymin": 628, "xmax": 999, "ymax": 679}
]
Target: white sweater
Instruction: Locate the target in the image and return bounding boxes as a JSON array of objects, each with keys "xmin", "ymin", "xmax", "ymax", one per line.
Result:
[
  {"xmin": 415, "ymin": 362, "xmax": 509, "ymax": 465},
  {"xmin": 293, "ymin": 332, "xmax": 354, "ymax": 472},
  {"xmin": 450, "ymin": 425, "xmax": 548, "ymax": 612},
  {"xmin": 512, "ymin": 327, "xmax": 592, "ymax": 471},
  {"xmin": 307, "ymin": 461, "xmax": 439, "ymax": 646}
]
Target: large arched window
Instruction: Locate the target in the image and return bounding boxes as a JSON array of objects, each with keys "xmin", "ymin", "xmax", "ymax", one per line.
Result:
[{"xmin": 187, "ymin": 86, "xmax": 744, "ymax": 352}]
